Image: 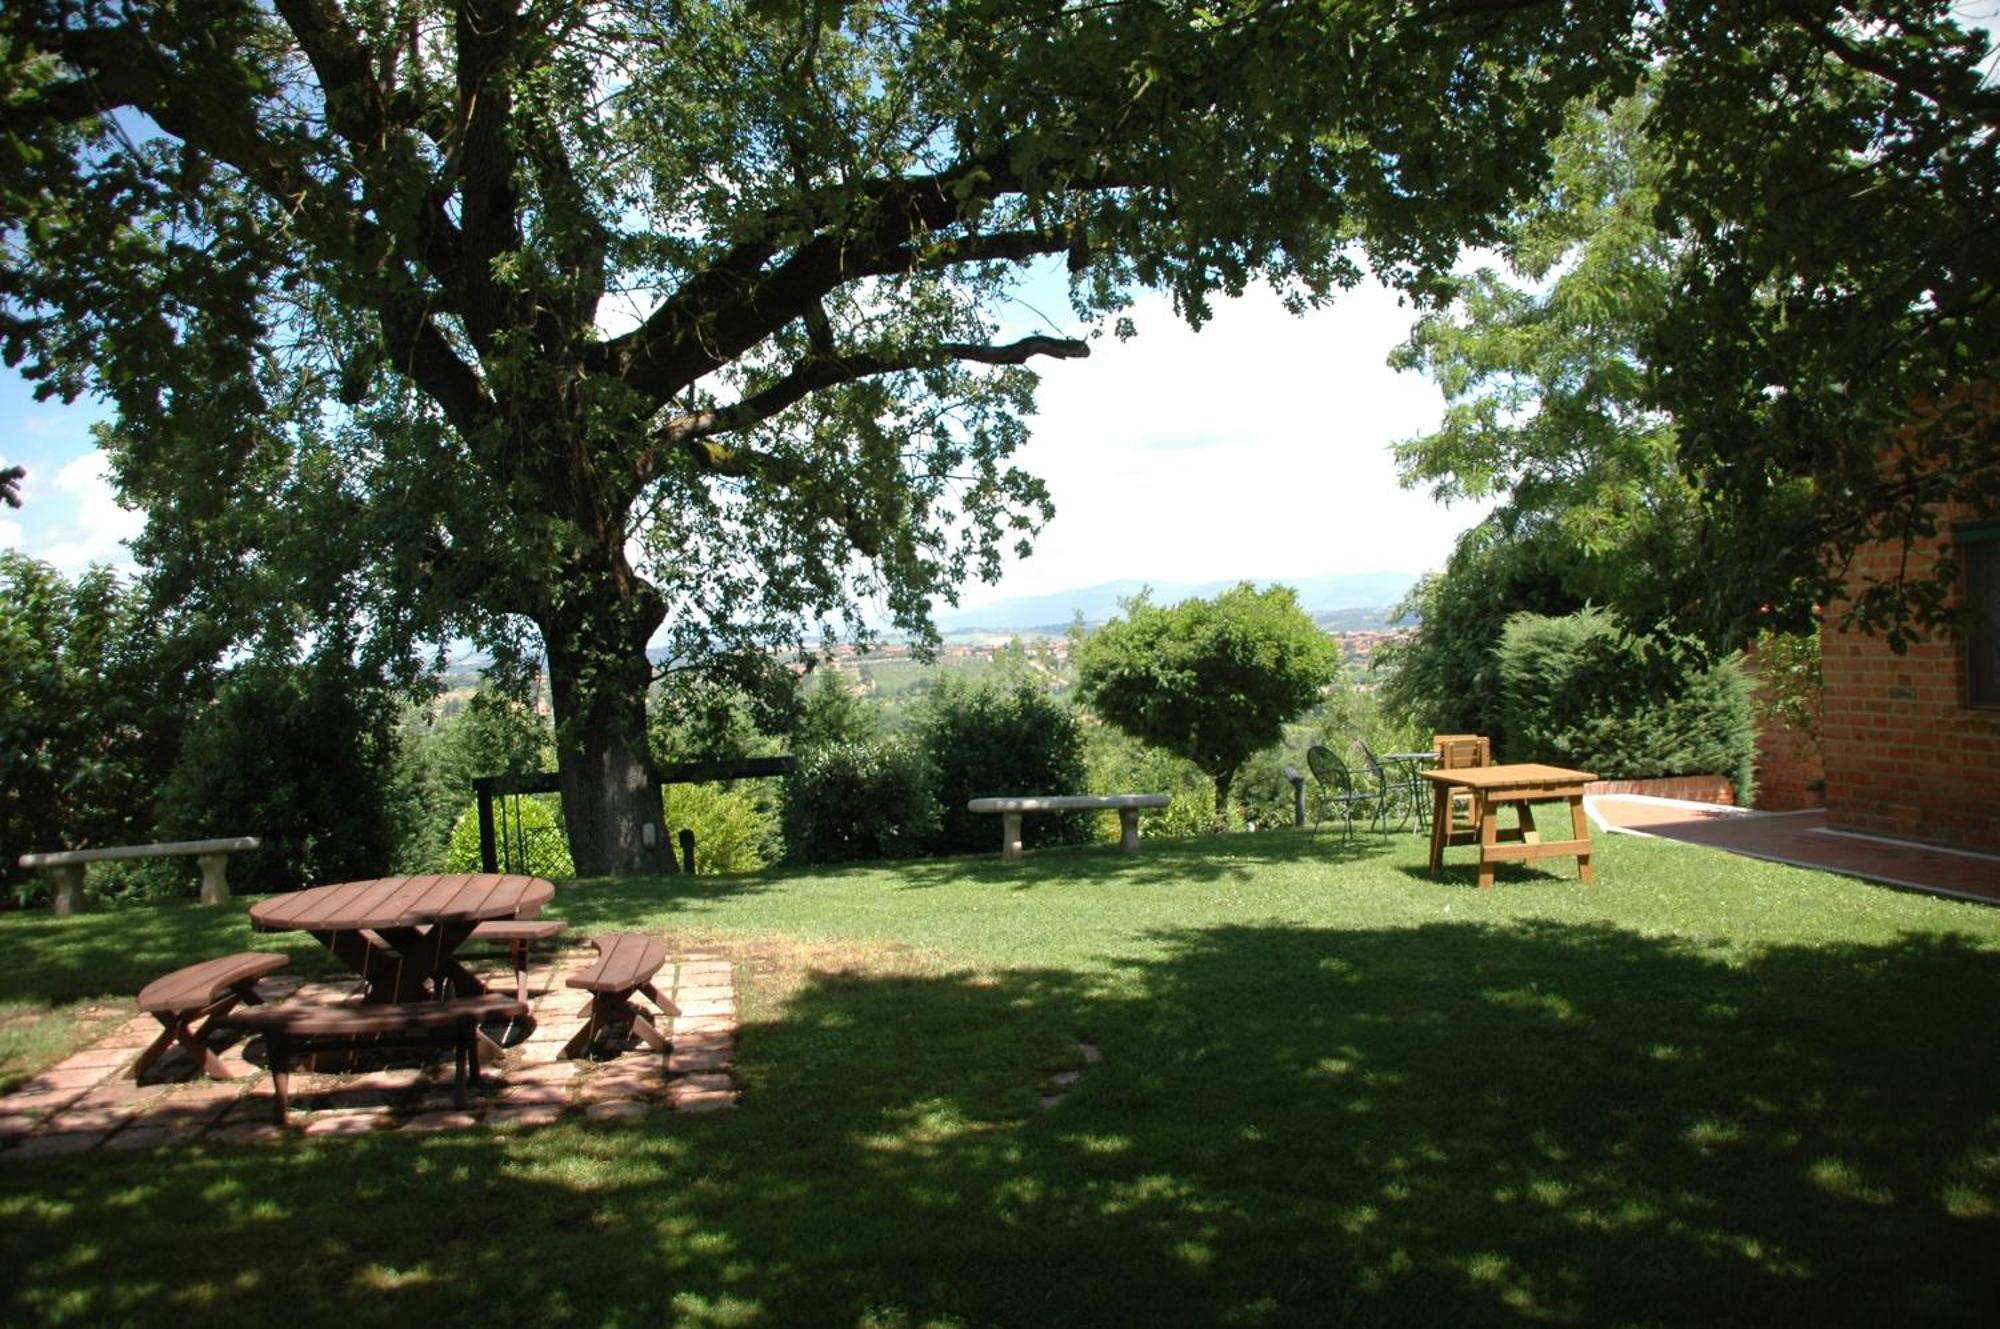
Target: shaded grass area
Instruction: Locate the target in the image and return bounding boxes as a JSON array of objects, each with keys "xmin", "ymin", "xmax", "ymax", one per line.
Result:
[{"xmin": 4, "ymin": 831, "xmax": 1999, "ymax": 1326}]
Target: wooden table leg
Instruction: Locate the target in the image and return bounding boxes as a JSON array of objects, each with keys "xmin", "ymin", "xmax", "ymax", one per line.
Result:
[
  {"xmin": 1477, "ymin": 793, "xmax": 1499, "ymax": 890},
  {"xmin": 1570, "ymin": 796, "xmax": 1596, "ymax": 883},
  {"xmin": 1427, "ymin": 785, "xmax": 1449, "ymax": 872}
]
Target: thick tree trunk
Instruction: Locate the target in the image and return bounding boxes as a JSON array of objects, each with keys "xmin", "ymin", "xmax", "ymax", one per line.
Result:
[
  {"xmin": 543, "ymin": 584, "xmax": 671, "ymax": 878},
  {"xmin": 1212, "ymin": 768, "xmax": 1233, "ymax": 833}
]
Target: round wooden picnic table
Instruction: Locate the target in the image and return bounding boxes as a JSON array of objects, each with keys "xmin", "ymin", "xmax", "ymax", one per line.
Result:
[{"xmin": 250, "ymin": 872, "xmax": 554, "ymax": 1005}]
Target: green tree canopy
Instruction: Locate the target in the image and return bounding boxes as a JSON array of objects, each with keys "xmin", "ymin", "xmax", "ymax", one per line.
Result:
[
  {"xmin": 1074, "ymin": 583, "xmax": 1338, "ymax": 820},
  {"xmin": 0, "ymin": 0, "xmax": 1654, "ymax": 873},
  {"xmin": 0, "ymin": 552, "xmax": 207, "ymax": 883}
]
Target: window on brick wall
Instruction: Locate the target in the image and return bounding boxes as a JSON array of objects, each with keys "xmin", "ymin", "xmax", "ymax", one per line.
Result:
[{"xmin": 1965, "ymin": 524, "xmax": 2000, "ymax": 707}]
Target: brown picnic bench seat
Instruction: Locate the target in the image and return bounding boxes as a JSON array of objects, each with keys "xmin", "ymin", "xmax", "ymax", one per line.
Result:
[
  {"xmin": 133, "ymin": 951, "xmax": 290, "ymax": 1080},
  {"xmin": 561, "ymin": 933, "xmax": 679, "ymax": 1060},
  {"xmin": 468, "ymin": 917, "xmax": 568, "ymax": 1003},
  {"xmin": 220, "ymin": 993, "xmax": 527, "ymax": 1123}
]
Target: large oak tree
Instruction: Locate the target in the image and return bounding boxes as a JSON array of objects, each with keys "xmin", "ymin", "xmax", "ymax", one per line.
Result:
[{"xmin": 3, "ymin": 0, "xmax": 1657, "ymax": 873}]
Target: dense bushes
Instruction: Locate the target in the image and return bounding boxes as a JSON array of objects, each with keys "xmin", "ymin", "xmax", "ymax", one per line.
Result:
[
  {"xmin": 780, "ymin": 739, "xmax": 938, "ymax": 863},
  {"xmin": 916, "ymin": 677, "xmax": 1093, "ymax": 855},
  {"xmin": 1497, "ymin": 609, "xmax": 1756, "ymax": 799},
  {"xmin": 156, "ymin": 661, "xmax": 404, "ymax": 892}
]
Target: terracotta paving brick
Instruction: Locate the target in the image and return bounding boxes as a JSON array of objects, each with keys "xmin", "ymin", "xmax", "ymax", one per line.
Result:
[
  {"xmin": 300, "ymin": 1108, "xmax": 393, "ymax": 1137},
  {"xmin": 55, "ymin": 1045, "xmax": 139, "ymax": 1073},
  {"xmin": 21, "ymin": 1064, "xmax": 115, "ymax": 1093},
  {"xmin": 667, "ymin": 1045, "xmax": 732, "ymax": 1074},
  {"xmin": 402, "ymin": 1110, "xmax": 480, "ymax": 1133},
  {"xmin": 12, "ymin": 1130, "xmax": 105, "ymax": 1158},
  {"xmin": 41, "ymin": 1102, "xmax": 140, "ymax": 1134},
  {"xmin": 0, "ymin": 1113, "xmax": 42, "ymax": 1140},
  {"xmin": 672, "ymin": 1016, "xmax": 733, "ymax": 1036},
  {"xmin": 495, "ymin": 1083, "xmax": 572, "ymax": 1107},
  {"xmin": 506, "ymin": 1061, "xmax": 585, "ymax": 1085},
  {"xmin": 96, "ymin": 1020, "xmax": 167, "ymax": 1050},
  {"xmin": 485, "ymin": 1103, "xmax": 565, "ymax": 1129},
  {"xmin": 71, "ymin": 1078, "xmax": 170, "ymax": 1108},
  {"xmin": 206, "ymin": 1121, "xmax": 286, "ymax": 1145},
  {"xmin": 341, "ymin": 1067, "xmax": 430, "ymax": 1094},
  {"xmin": 584, "ymin": 1099, "xmax": 649, "ymax": 1122},
  {"xmin": 673, "ymin": 985, "xmax": 733, "ymax": 1003},
  {"xmin": 100, "ymin": 1124, "xmax": 184, "ymax": 1151}
]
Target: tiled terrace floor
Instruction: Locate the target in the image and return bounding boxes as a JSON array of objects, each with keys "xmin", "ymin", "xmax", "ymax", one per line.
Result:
[
  {"xmin": 1589, "ymin": 795, "xmax": 2000, "ymax": 905},
  {"xmin": 0, "ymin": 946, "xmax": 736, "ymax": 1160}
]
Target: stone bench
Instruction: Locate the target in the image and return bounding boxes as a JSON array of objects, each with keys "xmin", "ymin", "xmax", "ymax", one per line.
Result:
[
  {"xmin": 17, "ymin": 836, "xmax": 262, "ymax": 916},
  {"xmin": 966, "ymin": 794, "xmax": 1171, "ymax": 860}
]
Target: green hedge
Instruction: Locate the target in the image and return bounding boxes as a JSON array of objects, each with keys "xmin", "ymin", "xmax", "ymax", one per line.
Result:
[
  {"xmin": 780, "ymin": 739, "xmax": 938, "ymax": 864},
  {"xmin": 1497, "ymin": 608, "xmax": 1756, "ymax": 801},
  {"xmin": 915, "ymin": 678, "xmax": 1093, "ymax": 856}
]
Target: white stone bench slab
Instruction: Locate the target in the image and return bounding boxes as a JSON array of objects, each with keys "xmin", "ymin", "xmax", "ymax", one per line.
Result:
[
  {"xmin": 17, "ymin": 837, "xmax": 262, "ymax": 915},
  {"xmin": 966, "ymin": 794, "xmax": 1171, "ymax": 860}
]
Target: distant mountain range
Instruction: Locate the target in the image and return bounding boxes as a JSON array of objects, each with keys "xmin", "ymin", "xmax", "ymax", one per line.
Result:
[{"xmin": 933, "ymin": 572, "xmax": 1419, "ymax": 634}]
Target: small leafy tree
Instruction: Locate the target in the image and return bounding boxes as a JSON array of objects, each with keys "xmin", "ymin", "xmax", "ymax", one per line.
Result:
[
  {"xmin": 1074, "ymin": 584, "xmax": 1339, "ymax": 824},
  {"xmin": 0, "ymin": 553, "xmax": 205, "ymax": 896}
]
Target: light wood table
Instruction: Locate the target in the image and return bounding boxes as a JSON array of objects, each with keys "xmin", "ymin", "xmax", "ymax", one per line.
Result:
[{"xmin": 1420, "ymin": 764, "xmax": 1597, "ymax": 889}]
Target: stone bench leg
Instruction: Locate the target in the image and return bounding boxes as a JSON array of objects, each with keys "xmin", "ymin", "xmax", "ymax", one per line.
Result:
[
  {"xmin": 1001, "ymin": 812, "xmax": 1024, "ymax": 861},
  {"xmin": 1118, "ymin": 808, "xmax": 1144, "ymax": 853},
  {"xmin": 197, "ymin": 852, "xmax": 232, "ymax": 905},
  {"xmin": 49, "ymin": 864, "xmax": 87, "ymax": 917}
]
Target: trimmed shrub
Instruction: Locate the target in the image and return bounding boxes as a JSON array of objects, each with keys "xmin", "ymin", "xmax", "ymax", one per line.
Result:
[
  {"xmin": 444, "ymin": 794, "xmax": 576, "ymax": 878},
  {"xmin": 1497, "ymin": 608, "xmax": 1756, "ymax": 800},
  {"xmin": 781, "ymin": 739, "xmax": 938, "ymax": 864},
  {"xmin": 1082, "ymin": 722, "xmax": 1223, "ymax": 840},
  {"xmin": 664, "ymin": 780, "xmax": 780, "ymax": 874},
  {"xmin": 915, "ymin": 677, "xmax": 1093, "ymax": 855}
]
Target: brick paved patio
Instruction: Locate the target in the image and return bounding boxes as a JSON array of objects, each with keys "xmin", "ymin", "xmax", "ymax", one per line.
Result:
[{"xmin": 0, "ymin": 946, "xmax": 737, "ymax": 1159}]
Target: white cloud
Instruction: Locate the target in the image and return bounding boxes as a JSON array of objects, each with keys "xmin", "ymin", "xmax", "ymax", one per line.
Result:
[
  {"xmin": 33, "ymin": 451, "xmax": 145, "ymax": 575},
  {"xmin": 0, "ymin": 518, "xmax": 20, "ymax": 550},
  {"xmin": 955, "ymin": 280, "xmax": 1486, "ymax": 608}
]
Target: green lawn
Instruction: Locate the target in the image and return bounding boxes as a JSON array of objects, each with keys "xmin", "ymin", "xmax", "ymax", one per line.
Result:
[{"xmin": 3, "ymin": 829, "xmax": 1998, "ymax": 1327}]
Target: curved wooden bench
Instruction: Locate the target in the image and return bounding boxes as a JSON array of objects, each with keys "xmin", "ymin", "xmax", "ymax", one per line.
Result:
[
  {"xmin": 469, "ymin": 918, "xmax": 568, "ymax": 1003},
  {"xmin": 562, "ymin": 934, "xmax": 678, "ymax": 1060},
  {"xmin": 966, "ymin": 793, "xmax": 1171, "ymax": 859},
  {"xmin": 132, "ymin": 951, "xmax": 290, "ymax": 1080},
  {"xmin": 221, "ymin": 994, "xmax": 527, "ymax": 1123}
]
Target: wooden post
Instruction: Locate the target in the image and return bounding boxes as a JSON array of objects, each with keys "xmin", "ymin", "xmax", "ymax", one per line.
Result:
[
  {"xmin": 678, "ymin": 828, "xmax": 696, "ymax": 875},
  {"xmin": 475, "ymin": 778, "xmax": 499, "ymax": 874}
]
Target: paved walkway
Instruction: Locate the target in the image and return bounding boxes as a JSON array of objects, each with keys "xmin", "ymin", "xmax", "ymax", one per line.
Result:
[
  {"xmin": 1588, "ymin": 796, "xmax": 2000, "ymax": 906},
  {"xmin": 0, "ymin": 946, "xmax": 736, "ymax": 1160}
]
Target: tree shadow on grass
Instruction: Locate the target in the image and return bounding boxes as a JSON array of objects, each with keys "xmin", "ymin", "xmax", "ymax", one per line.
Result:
[
  {"xmin": 0, "ymin": 900, "xmax": 336, "ymax": 1008},
  {"xmin": 885, "ymin": 825, "xmax": 1405, "ymax": 892},
  {"xmin": 6, "ymin": 920, "xmax": 1998, "ymax": 1326}
]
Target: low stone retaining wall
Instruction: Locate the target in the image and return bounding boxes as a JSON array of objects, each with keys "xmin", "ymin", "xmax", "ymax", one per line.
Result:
[{"xmin": 1583, "ymin": 775, "xmax": 1736, "ymax": 806}]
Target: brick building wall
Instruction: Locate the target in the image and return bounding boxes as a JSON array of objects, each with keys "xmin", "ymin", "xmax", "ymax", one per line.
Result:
[
  {"xmin": 1742, "ymin": 645, "xmax": 1827, "ymax": 812},
  {"xmin": 1820, "ymin": 501, "xmax": 2000, "ymax": 852}
]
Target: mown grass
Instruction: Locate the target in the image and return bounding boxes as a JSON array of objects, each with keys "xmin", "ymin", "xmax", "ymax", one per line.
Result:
[{"xmin": 3, "ymin": 828, "xmax": 1998, "ymax": 1327}]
